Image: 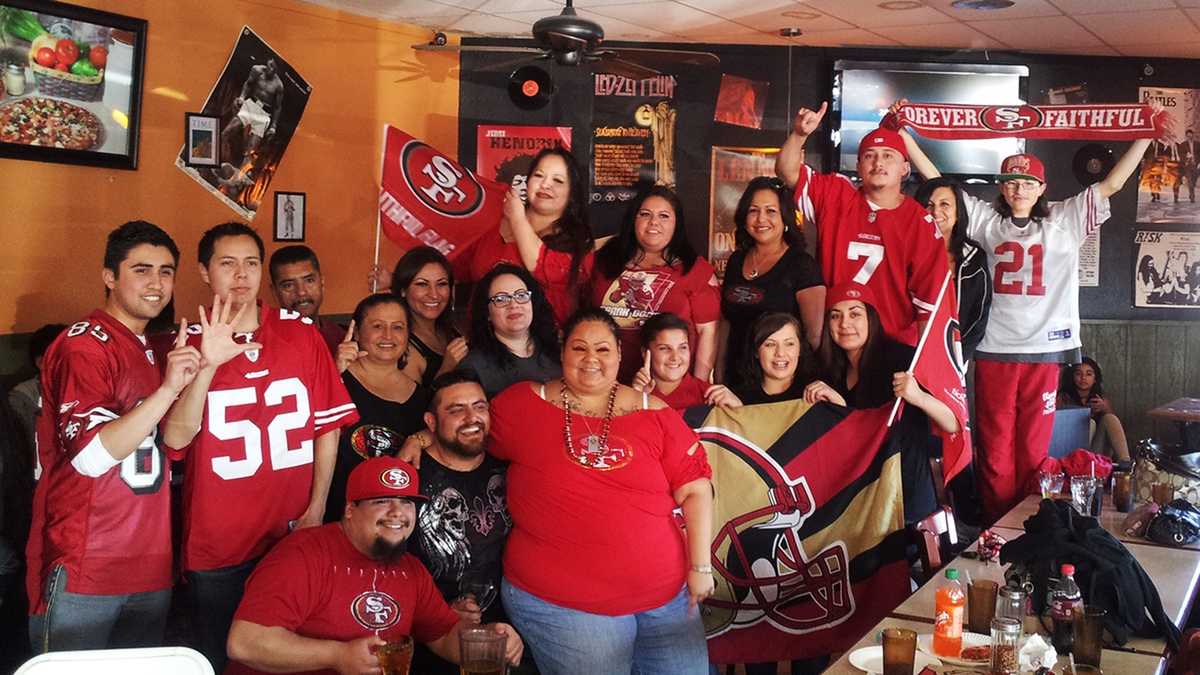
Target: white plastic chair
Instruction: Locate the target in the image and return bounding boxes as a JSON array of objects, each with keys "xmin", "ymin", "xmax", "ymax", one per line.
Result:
[{"xmin": 15, "ymin": 647, "xmax": 214, "ymax": 675}]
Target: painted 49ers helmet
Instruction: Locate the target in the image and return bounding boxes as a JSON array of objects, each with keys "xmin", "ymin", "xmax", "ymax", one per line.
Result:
[{"xmin": 700, "ymin": 430, "xmax": 855, "ymax": 637}]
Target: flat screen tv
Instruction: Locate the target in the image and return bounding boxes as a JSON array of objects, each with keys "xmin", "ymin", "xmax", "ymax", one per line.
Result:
[{"xmin": 832, "ymin": 60, "xmax": 1029, "ymax": 180}]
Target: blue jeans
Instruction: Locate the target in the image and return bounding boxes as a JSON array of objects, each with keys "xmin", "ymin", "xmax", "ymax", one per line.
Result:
[
  {"xmin": 28, "ymin": 565, "xmax": 170, "ymax": 653},
  {"xmin": 186, "ymin": 558, "xmax": 259, "ymax": 673},
  {"xmin": 502, "ymin": 578, "xmax": 708, "ymax": 675}
]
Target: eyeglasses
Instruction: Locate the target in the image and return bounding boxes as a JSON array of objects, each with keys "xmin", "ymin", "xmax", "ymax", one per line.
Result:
[
  {"xmin": 488, "ymin": 289, "xmax": 532, "ymax": 307},
  {"xmin": 1002, "ymin": 180, "xmax": 1042, "ymax": 193}
]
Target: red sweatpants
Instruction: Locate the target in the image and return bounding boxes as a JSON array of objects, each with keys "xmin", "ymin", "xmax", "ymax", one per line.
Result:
[{"xmin": 975, "ymin": 360, "xmax": 1060, "ymax": 525}]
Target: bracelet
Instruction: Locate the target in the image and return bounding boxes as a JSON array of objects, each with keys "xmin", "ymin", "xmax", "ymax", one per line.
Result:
[{"xmin": 690, "ymin": 564, "xmax": 713, "ymax": 574}]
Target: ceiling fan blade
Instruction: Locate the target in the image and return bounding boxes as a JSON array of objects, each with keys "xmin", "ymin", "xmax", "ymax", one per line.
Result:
[
  {"xmin": 608, "ymin": 47, "xmax": 720, "ymax": 67},
  {"xmin": 412, "ymin": 43, "xmax": 544, "ymax": 54},
  {"xmin": 477, "ymin": 52, "xmax": 551, "ymax": 73},
  {"xmin": 546, "ymin": 30, "xmax": 590, "ymax": 50},
  {"xmin": 592, "ymin": 55, "xmax": 661, "ymax": 79}
]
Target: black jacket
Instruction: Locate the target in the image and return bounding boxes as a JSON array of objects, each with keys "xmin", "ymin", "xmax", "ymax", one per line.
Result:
[
  {"xmin": 957, "ymin": 240, "xmax": 991, "ymax": 361},
  {"xmin": 999, "ymin": 499, "xmax": 1181, "ymax": 651}
]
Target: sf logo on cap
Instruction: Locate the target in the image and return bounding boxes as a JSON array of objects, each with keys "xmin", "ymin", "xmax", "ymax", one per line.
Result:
[
  {"xmin": 1006, "ymin": 155, "xmax": 1031, "ymax": 173},
  {"xmin": 846, "ymin": 289, "xmax": 862, "ymax": 298},
  {"xmin": 380, "ymin": 468, "xmax": 411, "ymax": 490}
]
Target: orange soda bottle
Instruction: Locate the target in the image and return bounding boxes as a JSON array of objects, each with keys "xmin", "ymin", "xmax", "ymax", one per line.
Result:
[{"xmin": 933, "ymin": 567, "xmax": 965, "ymax": 657}]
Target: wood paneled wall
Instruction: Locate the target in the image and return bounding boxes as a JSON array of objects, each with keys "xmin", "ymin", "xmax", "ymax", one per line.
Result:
[{"xmin": 1079, "ymin": 320, "xmax": 1200, "ymax": 447}]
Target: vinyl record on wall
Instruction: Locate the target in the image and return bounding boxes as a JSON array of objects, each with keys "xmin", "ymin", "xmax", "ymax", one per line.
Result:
[
  {"xmin": 508, "ymin": 66, "xmax": 554, "ymax": 110},
  {"xmin": 1073, "ymin": 143, "xmax": 1114, "ymax": 186}
]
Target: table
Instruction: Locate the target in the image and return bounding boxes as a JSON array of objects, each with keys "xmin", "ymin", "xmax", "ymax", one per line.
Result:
[
  {"xmin": 995, "ymin": 494, "xmax": 1200, "ymax": 552},
  {"xmin": 1148, "ymin": 397, "xmax": 1200, "ymax": 452}
]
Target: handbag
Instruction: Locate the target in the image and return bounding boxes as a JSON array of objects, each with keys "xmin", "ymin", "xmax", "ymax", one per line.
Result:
[
  {"xmin": 1147, "ymin": 499, "xmax": 1200, "ymax": 547},
  {"xmin": 1133, "ymin": 439, "xmax": 1200, "ymax": 506}
]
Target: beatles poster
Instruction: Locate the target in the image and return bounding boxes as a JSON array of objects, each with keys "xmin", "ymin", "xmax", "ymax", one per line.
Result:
[
  {"xmin": 475, "ymin": 125, "xmax": 572, "ymax": 201},
  {"xmin": 1137, "ymin": 87, "xmax": 1200, "ymax": 224},
  {"xmin": 1133, "ymin": 229, "xmax": 1200, "ymax": 309},
  {"xmin": 176, "ymin": 27, "xmax": 311, "ymax": 221},
  {"xmin": 708, "ymin": 147, "xmax": 779, "ymax": 279},
  {"xmin": 591, "ymin": 74, "xmax": 677, "ymax": 233}
]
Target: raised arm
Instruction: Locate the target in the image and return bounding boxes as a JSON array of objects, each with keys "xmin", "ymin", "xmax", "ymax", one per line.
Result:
[
  {"xmin": 889, "ymin": 100, "xmax": 941, "ymax": 180},
  {"xmin": 775, "ymin": 102, "xmax": 827, "ymax": 188},
  {"xmin": 503, "ymin": 188, "xmax": 543, "ymax": 272},
  {"xmin": 1098, "ymin": 137, "xmax": 1153, "ymax": 199}
]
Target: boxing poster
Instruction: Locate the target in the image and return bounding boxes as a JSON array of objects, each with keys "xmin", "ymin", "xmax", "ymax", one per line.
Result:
[
  {"xmin": 176, "ymin": 26, "xmax": 311, "ymax": 221},
  {"xmin": 708, "ymin": 147, "xmax": 779, "ymax": 279},
  {"xmin": 475, "ymin": 125, "xmax": 572, "ymax": 201},
  {"xmin": 1137, "ymin": 87, "xmax": 1200, "ymax": 224},
  {"xmin": 591, "ymin": 74, "xmax": 677, "ymax": 235},
  {"xmin": 1133, "ymin": 229, "xmax": 1200, "ymax": 309}
]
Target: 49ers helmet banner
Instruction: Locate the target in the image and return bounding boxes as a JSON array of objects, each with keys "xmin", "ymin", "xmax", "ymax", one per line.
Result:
[
  {"xmin": 884, "ymin": 103, "xmax": 1164, "ymax": 141},
  {"xmin": 684, "ymin": 400, "xmax": 910, "ymax": 664},
  {"xmin": 378, "ymin": 125, "xmax": 504, "ymax": 259}
]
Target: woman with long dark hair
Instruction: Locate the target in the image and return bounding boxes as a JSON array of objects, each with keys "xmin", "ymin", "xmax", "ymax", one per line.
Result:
[
  {"xmin": 705, "ymin": 312, "xmax": 815, "ymax": 408},
  {"xmin": 913, "ymin": 177, "xmax": 991, "ymax": 360},
  {"xmin": 458, "ymin": 263, "xmax": 562, "ymax": 396},
  {"xmin": 391, "ymin": 246, "xmax": 466, "ymax": 387},
  {"xmin": 716, "ymin": 177, "xmax": 825, "ymax": 389},
  {"xmin": 591, "ymin": 185, "xmax": 720, "ymax": 384},
  {"xmin": 1057, "ymin": 357, "xmax": 1130, "ymax": 461}
]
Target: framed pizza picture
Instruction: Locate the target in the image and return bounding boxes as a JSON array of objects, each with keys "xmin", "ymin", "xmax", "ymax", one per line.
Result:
[{"xmin": 0, "ymin": 0, "xmax": 147, "ymax": 169}]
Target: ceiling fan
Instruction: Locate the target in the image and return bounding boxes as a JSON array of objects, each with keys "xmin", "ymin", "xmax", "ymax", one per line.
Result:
[{"xmin": 412, "ymin": 0, "xmax": 720, "ymax": 79}]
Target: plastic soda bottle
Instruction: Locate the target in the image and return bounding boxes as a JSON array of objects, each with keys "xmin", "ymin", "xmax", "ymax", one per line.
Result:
[
  {"xmin": 933, "ymin": 568, "xmax": 966, "ymax": 657},
  {"xmin": 1051, "ymin": 563, "xmax": 1083, "ymax": 654}
]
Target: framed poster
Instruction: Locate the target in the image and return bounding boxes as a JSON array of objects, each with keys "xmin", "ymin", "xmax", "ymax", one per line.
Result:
[
  {"xmin": 0, "ymin": 0, "xmax": 147, "ymax": 169},
  {"xmin": 708, "ymin": 146, "xmax": 779, "ymax": 279},
  {"xmin": 274, "ymin": 191, "xmax": 305, "ymax": 242},
  {"xmin": 184, "ymin": 113, "xmax": 219, "ymax": 167},
  {"xmin": 1133, "ymin": 229, "xmax": 1200, "ymax": 309},
  {"xmin": 475, "ymin": 125, "xmax": 572, "ymax": 201}
]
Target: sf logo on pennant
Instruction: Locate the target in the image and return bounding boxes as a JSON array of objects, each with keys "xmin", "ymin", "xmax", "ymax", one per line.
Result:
[{"xmin": 400, "ymin": 141, "xmax": 485, "ymax": 218}]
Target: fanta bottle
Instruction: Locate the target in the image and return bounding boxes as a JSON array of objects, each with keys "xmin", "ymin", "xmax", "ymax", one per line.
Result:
[{"xmin": 933, "ymin": 567, "xmax": 965, "ymax": 657}]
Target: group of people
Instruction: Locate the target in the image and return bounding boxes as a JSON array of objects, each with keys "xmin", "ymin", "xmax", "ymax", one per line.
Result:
[{"xmin": 3, "ymin": 97, "xmax": 1155, "ymax": 674}]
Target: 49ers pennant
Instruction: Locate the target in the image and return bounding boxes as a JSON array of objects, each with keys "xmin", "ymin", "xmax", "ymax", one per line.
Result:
[
  {"xmin": 379, "ymin": 126, "xmax": 504, "ymax": 258},
  {"xmin": 886, "ymin": 103, "xmax": 1164, "ymax": 141}
]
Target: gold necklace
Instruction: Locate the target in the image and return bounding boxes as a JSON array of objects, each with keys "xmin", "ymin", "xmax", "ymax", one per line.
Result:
[{"xmin": 561, "ymin": 381, "xmax": 617, "ymax": 462}]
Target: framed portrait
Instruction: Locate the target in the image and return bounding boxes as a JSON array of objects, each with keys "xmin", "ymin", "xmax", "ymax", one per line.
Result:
[
  {"xmin": 184, "ymin": 113, "xmax": 219, "ymax": 167},
  {"xmin": 274, "ymin": 191, "xmax": 305, "ymax": 242},
  {"xmin": 0, "ymin": 0, "xmax": 147, "ymax": 169}
]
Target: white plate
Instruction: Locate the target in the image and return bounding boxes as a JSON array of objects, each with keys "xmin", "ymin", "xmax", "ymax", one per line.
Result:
[
  {"xmin": 916, "ymin": 632, "xmax": 991, "ymax": 667},
  {"xmin": 847, "ymin": 645, "xmax": 942, "ymax": 673}
]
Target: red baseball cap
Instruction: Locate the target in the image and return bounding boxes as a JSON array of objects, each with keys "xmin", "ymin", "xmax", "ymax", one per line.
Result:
[
  {"xmin": 825, "ymin": 282, "xmax": 878, "ymax": 310},
  {"xmin": 998, "ymin": 153, "xmax": 1046, "ymax": 183},
  {"xmin": 857, "ymin": 128, "xmax": 908, "ymax": 160},
  {"xmin": 346, "ymin": 457, "xmax": 427, "ymax": 503}
]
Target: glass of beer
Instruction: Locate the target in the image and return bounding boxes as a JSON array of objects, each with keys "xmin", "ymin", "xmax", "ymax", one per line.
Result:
[
  {"xmin": 967, "ymin": 579, "xmax": 998, "ymax": 634},
  {"xmin": 1112, "ymin": 471, "xmax": 1134, "ymax": 512},
  {"xmin": 460, "ymin": 626, "xmax": 506, "ymax": 675},
  {"xmin": 376, "ymin": 636, "xmax": 414, "ymax": 675},
  {"xmin": 1153, "ymin": 482, "xmax": 1175, "ymax": 505},
  {"xmin": 881, "ymin": 627, "xmax": 916, "ymax": 675}
]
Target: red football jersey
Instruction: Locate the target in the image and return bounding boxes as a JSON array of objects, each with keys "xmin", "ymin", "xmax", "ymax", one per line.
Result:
[
  {"xmin": 226, "ymin": 524, "xmax": 459, "ymax": 675},
  {"xmin": 25, "ymin": 310, "xmax": 172, "ymax": 613},
  {"xmin": 793, "ymin": 166, "xmax": 949, "ymax": 345},
  {"xmin": 178, "ymin": 306, "xmax": 359, "ymax": 572}
]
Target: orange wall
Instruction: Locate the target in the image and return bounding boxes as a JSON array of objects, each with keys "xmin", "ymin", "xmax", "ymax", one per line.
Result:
[{"xmin": 0, "ymin": 0, "xmax": 459, "ymax": 334}]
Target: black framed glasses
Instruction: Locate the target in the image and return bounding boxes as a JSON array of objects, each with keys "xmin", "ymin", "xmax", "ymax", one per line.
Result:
[{"xmin": 488, "ymin": 289, "xmax": 533, "ymax": 307}]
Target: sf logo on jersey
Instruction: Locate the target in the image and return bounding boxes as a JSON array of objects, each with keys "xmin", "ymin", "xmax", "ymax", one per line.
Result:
[
  {"xmin": 351, "ymin": 591, "xmax": 401, "ymax": 631},
  {"xmin": 400, "ymin": 141, "xmax": 485, "ymax": 218}
]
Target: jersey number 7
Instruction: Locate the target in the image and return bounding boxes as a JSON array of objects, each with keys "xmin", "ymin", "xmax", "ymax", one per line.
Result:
[
  {"xmin": 847, "ymin": 242, "xmax": 885, "ymax": 284},
  {"xmin": 207, "ymin": 378, "xmax": 313, "ymax": 480}
]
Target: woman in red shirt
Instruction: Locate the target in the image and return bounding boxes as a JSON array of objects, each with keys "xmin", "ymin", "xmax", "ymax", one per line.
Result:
[
  {"xmin": 489, "ymin": 308, "xmax": 714, "ymax": 675},
  {"xmin": 591, "ymin": 186, "xmax": 721, "ymax": 384}
]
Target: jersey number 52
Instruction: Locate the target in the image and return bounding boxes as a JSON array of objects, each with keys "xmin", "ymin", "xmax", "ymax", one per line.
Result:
[
  {"xmin": 207, "ymin": 378, "xmax": 312, "ymax": 480},
  {"xmin": 993, "ymin": 242, "xmax": 1047, "ymax": 296}
]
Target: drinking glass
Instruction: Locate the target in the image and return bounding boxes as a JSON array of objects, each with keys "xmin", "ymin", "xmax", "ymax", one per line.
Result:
[
  {"xmin": 1112, "ymin": 471, "xmax": 1133, "ymax": 512},
  {"xmin": 1039, "ymin": 471, "xmax": 1065, "ymax": 499},
  {"xmin": 967, "ymin": 579, "xmax": 998, "ymax": 634},
  {"xmin": 1071, "ymin": 475, "xmax": 1098, "ymax": 515},
  {"xmin": 459, "ymin": 626, "xmax": 507, "ymax": 675},
  {"xmin": 458, "ymin": 571, "xmax": 498, "ymax": 616},
  {"xmin": 1153, "ymin": 482, "xmax": 1176, "ymax": 505},
  {"xmin": 881, "ymin": 627, "xmax": 917, "ymax": 675},
  {"xmin": 376, "ymin": 636, "xmax": 414, "ymax": 675},
  {"xmin": 1073, "ymin": 606, "xmax": 1106, "ymax": 667}
]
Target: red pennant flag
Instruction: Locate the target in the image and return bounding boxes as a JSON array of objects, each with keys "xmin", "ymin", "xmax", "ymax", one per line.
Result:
[
  {"xmin": 378, "ymin": 126, "xmax": 504, "ymax": 259},
  {"xmin": 891, "ymin": 271, "xmax": 972, "ymax": 483},
  {"xmin": 885, "ymin": 103, "xmax": 1164, "ymax": 141}
]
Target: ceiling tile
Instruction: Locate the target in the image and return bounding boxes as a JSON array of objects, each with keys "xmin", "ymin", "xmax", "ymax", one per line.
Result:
[
  {"xmin": 922, "ymin": 0, "xmax": 1062, "ymax": 21},
  {"xmin": 795, "ymin": 27, "xmax": 901, "ymax": 47},
  {"xmin": 883, "ymin": 21, "xmax": 1005, "ymax": 50},
  {"xmin": 585, "ymin": 1, "xmax": 738, "ymax": 33},
  {"xmin": 803, "ymin": 0, "xmax": 956, "ymax": 28},
  {"xmin": 1029, "ymin": 44, "xmax": 1120, "ymax": 56},
  {"xmin": 452, "ymin": 0, "xmax": 558, "ymax": 11},
  {"xmin": 494, "ymin": 7, "xmax": 681, "ymax": 39},
  {"xmin": 301, "ymin": 0, "xmax": 469, "ymax": 20},
  {"xmin": 1073, "ymin": 9, "xmax": 1199, "ymax": 46},
  {"xmin": 445, "ymin": 11, "xmax": 536, "ymax": 35},
  {"xmin": 1044, "ymin": 0, "xmax": 1174, "ymax": 14},
  {"xmin": 688, "ymin": 3, "xmax": 855, "ymax": 32},
  {"xmin": 968, "ymin": 15, "xmax": 1105, "ymax": 49},
  {"xmin": 1112, "ymin": 42, "xmax": 1200, "ymax": 59}
]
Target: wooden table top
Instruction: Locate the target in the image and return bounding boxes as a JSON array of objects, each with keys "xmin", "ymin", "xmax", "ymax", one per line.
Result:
[
  {"xmin": 1148, "ymin": 397, "xmax": 1200, "ymax": 423},
  {"xmin": 823, "ymin": 614, "xmax": 1165, "ymax": 674},
  {"xmin": 994, "ymin": 494, "xmax": 1200, "ymax": 552}
]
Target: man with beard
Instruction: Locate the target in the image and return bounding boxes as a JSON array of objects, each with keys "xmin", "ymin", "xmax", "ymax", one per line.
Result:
[
  {"xmin": 226, "ymin": 456, "xmax": 523, "ymax": 675},
  {"xmin": 268, "ymin": 245, "xmax": 345, "ymax": 354},
  {"xmin": 411, "ymin": 372, "xmax": 513, "ymax": 674}
]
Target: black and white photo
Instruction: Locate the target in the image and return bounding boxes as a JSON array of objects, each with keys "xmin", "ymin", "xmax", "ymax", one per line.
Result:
[
  {"xmin": 1134, "ymin": 229, "xmax": 1200, "ymax": 309},
  {"xmin": 273, "ymin": 191, "xmax": 305, "ymax": 241}
]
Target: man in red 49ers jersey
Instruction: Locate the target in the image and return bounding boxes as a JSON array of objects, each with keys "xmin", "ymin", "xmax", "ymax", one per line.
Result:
[
  {"xmin": 27, "ymin": 221, "xmax": 203, "ymax": 652},
  {"xmin": 226, "ymin": 457, "xmax": 522, "ymax": 675},
  {"xmin": 162, "ymin": 223, "xmax": 358, "ymax": 672},
  {"xmin": 776, "ymin": 102, "xmax": 950, "ymax": 346}
]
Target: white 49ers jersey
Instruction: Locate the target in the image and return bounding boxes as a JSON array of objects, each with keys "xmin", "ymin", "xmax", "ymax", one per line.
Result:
[
  {"xmin": 176, "ymin": 305, "xmax": 358, "ymax": 571},
  {"xmin": 964, "ymin": 187, "xmax": 1109, "ymax": 355}
]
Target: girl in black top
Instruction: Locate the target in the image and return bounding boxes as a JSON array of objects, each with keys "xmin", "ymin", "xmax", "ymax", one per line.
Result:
[
  {"xmin": 717, "ymin": 177, "xmax": 825, "ymax": 388},
  {"xmin": 705, "ymin": 313, "xmax": 815, "ymax": 408},
  {"xmin": 392, "ymin": 247, "xmax": 466, "ymax": 387},
  {"xmin": 324, "ymin": 293, "xmax": 430, "ymax": 522}
]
